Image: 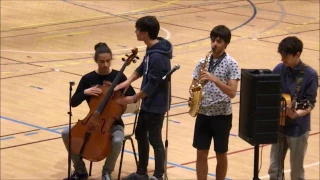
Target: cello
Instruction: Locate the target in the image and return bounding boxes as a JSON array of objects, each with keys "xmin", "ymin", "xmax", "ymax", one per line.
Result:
[{"xmin": 70, "ymin": 48, "xmax": 139, "ymax": 162}]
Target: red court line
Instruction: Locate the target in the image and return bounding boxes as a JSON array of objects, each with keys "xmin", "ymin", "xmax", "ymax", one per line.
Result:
[{"xmin": 148, "ymin": 131, "xmax": 320, "ymax": 173}]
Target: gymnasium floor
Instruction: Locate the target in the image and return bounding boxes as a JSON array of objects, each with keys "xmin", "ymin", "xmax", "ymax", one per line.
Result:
[{"xmin": 1, "ymin": 0, "xmax": 319, "ymax": 179}]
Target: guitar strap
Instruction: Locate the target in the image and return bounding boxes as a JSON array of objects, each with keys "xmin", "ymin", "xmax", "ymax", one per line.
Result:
[
  {"xmin": 292, "ymin": 62, "xmax": 306, "ymax": 102},
  {"xmin": 294, "ymin": 63, "xmax": 315, "ymax": 109},
  {"xmin": 280, "ymin": 61, "xmax": 306, "ymax": 102},
  {"xmin": 281, "ymin": 61, "xmax": 308, "ymax": 125}
]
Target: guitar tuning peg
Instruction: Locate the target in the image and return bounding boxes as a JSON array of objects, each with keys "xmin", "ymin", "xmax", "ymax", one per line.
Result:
[
  {"xmin": 125, "ymin": 54, "xmax": 129, "ymax": 57},
  {"xmin": 122, "ymin": 58, "xmax": 125, "ymax": 61},
  {"xmin": 136, "ymin": 56, "xmax": 140, "ymax": 59},
  {"xmin": 133, "ymin": 60, "xmax": 136, "ymax": 63}
]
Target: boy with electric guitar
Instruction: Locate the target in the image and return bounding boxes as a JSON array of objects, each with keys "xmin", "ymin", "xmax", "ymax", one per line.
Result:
[{"xmin": 268, "ymin": 36, "xmax": 318, "ymax": 180}]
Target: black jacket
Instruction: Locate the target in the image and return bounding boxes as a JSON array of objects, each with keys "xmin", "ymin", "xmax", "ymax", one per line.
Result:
[
  {"xmin": 135, "ymin": 37, "xmax": 173, "ymax": 113},
  {"xmin": 71, "ymin": 70, "xmax": 136, "ymax": 127}
]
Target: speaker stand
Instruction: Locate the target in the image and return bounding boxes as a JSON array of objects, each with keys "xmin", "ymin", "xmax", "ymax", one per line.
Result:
[{"xmin": 253, "ymin": 144, "xmax": 261, "ymax": 180}]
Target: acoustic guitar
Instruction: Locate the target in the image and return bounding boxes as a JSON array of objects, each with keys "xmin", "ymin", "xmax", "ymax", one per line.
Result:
[{"xmin": 280, "ymin": 93, "xmax": 310, "ymax": 126}]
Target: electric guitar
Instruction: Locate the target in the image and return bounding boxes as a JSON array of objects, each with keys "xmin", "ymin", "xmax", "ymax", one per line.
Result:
[{"xmin": 280, "ymin": 93, "xmax": 310, "ymax": 126}]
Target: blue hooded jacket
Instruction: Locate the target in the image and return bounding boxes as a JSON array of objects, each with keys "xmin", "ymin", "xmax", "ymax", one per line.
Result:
[{"xmin": 135, "ymin": 37, "xmax": 173, "ymax": 113}]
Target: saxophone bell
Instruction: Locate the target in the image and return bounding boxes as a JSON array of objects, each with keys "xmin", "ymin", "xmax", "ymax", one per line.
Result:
[{"xmin": 188, "ymin": 50, "xmax": 212, "ymax": 117}]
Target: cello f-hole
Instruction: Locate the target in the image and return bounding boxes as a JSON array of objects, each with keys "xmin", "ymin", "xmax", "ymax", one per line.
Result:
[{"xmin": 101, "ymin": 118, "xmax": 106, "ymax": 134}]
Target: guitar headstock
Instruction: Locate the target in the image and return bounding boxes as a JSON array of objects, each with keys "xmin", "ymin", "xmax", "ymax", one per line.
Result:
[{"xmin": 121, "ymin": 48, "xmax": 139, "ymax": 65}]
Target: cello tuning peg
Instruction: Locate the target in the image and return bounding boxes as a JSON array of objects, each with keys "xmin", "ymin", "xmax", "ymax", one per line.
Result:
[
  {"xmin": 136, "ymin": 56, "xmax": 140, "ymax": 59},
  {"xmin": 122, "ymin": 58, "xmax": 125, "ymax": 61},
  {"xmin": 125, "ymin": 54, "xmax": 129, "ymax": 57}
]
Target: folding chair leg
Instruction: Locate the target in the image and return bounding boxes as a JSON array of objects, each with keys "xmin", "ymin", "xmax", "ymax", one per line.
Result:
[
  {"xmin": 89, "ymin": 161, "xmax": 92, "ymax": 176},
  {"xmin": 118, "ymin": 140, "xmax": 127, "ymax": 180},
  {"xmin": 129, "ymin": 138, "xmax": 138, "ymax": 167}
]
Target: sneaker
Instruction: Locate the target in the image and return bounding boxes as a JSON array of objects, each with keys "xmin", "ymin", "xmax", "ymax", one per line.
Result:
[
  {"xmin": 149, "ymin": 176, "xmax": 163, "ymax": 180},
  {"xmin": 102, "ymin": 173, "xmax": 112, "ymax": 180},
  {"xmin": 121, "ymin": 172, "xmax": 149, "ymax": 180},
  {"xmin": 63, "ymin": 171, "xmax": 88, "ymax": 180}
]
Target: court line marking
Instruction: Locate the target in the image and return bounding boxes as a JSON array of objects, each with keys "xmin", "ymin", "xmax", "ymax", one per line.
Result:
[
  {"xmin": 123, "ymin": 149, "xmax": 231, "ymax": 180},
  {"xmin": 1, "ymin": 1, "xmax": 317, "ymax": 178},
  {"xmin": 0, "ymin": 99, "xmax": 239, "ymax": 140},
  {"xmin": 161, "ymin": 131, "xmax": 320, "ymax": 176},
  {"xmin": 1, "ymin": 0, "xmax": 174, "ymax": 54},
  {"xmin": 0, "ymin": 136, "xmax": 15, "ymax": 141},
  {"xmin": 1, "ymin": 0, "xmax": 179, "ymax": 32},
  {"xmin": 3, "ymin": 1, "xmax": 318, "ymax": 56},
  {"xmin": 251, "ymin": 0, "xmax": 286, "ymax": 37},
  {"xmin": 24, "ymin": 132, "xmax": 38, "ymax": 136},
  {"xmin": 0, "ymin": 114, "xmax": 229, "ymax": 179},
  {"xmin": 259, "ymin": 161, "xmax": 320, "ymax": 179},
  {"xmin": 2, "ymin": 0, "xmax": 252, "ymax": 55},
  {"xmin": 1, "ymin": 27, "xmax": 170, "ymax": 54},
  {"xmin": 41, "ymin": 31, "xmax": 91, "ymax": 40},
  {"xmin": 6, "ymin": 3, "xmax": 315, "ymax": 58},
  {"xmin": 0, "ymin": 2, "xmax": 237, "ymax": 177}
]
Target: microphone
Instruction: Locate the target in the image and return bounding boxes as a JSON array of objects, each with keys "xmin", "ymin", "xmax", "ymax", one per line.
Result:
[
  {"xmin": 162, "ymin": 64, "xmax": 180, "ymax": 80},
  {"xmin": 69, "ymin": 81, "xmax": 75, "ymax": 86}
]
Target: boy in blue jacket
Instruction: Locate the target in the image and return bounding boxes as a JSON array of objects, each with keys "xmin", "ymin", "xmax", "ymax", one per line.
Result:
[
  {"xmin": 268, "ymin": 36, "xmax": 318, "ymax": 180},
  {"xmin": 115, "ymin": 16, "xmax": 173, "ymax": 180}
]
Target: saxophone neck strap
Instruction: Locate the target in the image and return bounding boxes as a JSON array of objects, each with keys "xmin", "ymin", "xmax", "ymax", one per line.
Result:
[{"xmin": 208, "ymin": 52, "xmax": 226, "ymax": 72}]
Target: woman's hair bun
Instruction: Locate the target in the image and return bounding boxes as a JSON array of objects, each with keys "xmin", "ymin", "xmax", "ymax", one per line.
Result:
[
  {"xmin": 93, "ymin": 42, "xmax": 112, "ymax": 61},
  {"xmin": 94, "ymin": 42, "xmax": 108, "ymax": 51}
]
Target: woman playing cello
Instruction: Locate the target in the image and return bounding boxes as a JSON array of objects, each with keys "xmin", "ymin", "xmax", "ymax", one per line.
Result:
[{"xmin": 61, "ymin": 42, "xmax": 136, "ymax": 180}]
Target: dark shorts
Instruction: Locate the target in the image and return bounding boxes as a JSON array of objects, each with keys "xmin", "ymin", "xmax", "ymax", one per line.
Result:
[{"xmin": 193, "ymin": 113, "xmax": 232, "ymax": 153}]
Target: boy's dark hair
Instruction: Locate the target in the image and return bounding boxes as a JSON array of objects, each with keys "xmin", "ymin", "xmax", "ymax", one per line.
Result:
[
  {"xmin": 278, "ymin": 36, "xmax": 303, "ymax": 56},
  {"xmin": 210, "ymin": 25, "xmax": 231, "ymax": 44},
  {"xmin": 135, "ymin": 16, "xmax": 160, "ymax": 40},
  {"xmin": 94, "ymin": 42, "xmax": 112, "ymax": 61}
]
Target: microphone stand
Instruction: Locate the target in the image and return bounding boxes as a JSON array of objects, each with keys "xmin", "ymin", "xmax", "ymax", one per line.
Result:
[
  {"xmin": 164, "ymin": 76, "xmax": 171, "ymax": 180},
  {"xmin": 67, "ymin": 81, "xmax": 75, "ymax": 179},
  {"xmin": 162, "ymin": 65, "xmax": 179, "ymax": 180}
]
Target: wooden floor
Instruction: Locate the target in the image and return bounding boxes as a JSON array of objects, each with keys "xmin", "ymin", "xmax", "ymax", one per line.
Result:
[{"xmin": 1, "ymin": 0, "xmax": 319, "ymax": 179}]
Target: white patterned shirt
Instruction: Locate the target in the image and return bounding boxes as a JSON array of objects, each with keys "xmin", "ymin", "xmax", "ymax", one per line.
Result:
[{"xmin": 192, "ymin": 53, "xmax": 241, "ymax": 116}]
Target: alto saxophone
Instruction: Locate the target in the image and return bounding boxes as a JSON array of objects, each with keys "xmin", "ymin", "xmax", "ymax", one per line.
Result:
[{"xmin": 188, "ymin": 50, "xmax": 212, "ymax": 117}]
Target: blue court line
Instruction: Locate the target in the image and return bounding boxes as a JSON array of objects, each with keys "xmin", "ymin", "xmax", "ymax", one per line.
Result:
[
  {"xmin": 29, "ymin": 85, "xmax": 43, "ymax": 90},
  {"xmin": 1, "ymin": 136, "xmax": 15, "ymax": 141},
  {"xmin": 51, "ymin": 127, "xmax": 69, "ymax": 131},
  {"xmin": 168, "ymin": 119, "xmax": 180, "ymax": 124},
  {"xmin": 24, "ymin": 132, "xmax": 38, "ymax": 136},
  {"xmin": 1, "ymin": 116, "xmax": 62, "ymax": 135},
  {"xmin": 49, "ymin": 101, "xmax": 236, "ymax": 136},
  {"xmin": 2, "ymin": 101, "xmax": 238, "ymax": 137},
  {"xmin": 124, "ymin": 149, "xmax": 230, "ymax": 180},
  {"xmin": 50, "ymin": 103, "xmax": 187, "ymax": 131},
  {"xmin": 0, "ymin": 115, "xmax": 231, "ymax": 179}
]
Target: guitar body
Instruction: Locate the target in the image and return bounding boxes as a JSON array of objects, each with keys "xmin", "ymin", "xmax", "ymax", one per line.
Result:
[
  {"xmin": 280, "ymin": 93, "xmax": 310, "ymax": 126},
  {"xmin": 280, "ymin": 93, "xmax": 291, "ymax": 126}
]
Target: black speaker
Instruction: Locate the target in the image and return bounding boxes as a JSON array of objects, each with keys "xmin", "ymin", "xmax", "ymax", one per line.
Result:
[{"xmin": 238, "ymin": 69, "xmax": 281, "ymax": 146}]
